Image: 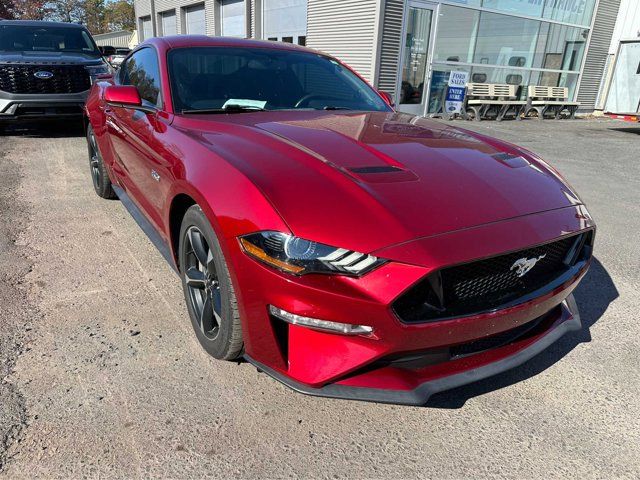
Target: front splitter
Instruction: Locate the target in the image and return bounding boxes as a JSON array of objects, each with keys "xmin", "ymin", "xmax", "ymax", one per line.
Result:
[{"xmin": 244, "ymin": 295, "xmax": 582, "ymax": 406}]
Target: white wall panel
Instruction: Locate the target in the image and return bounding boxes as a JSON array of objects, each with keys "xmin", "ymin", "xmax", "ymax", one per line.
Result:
[{"xmin": 307, "ymin": 0, "xmax": 380, "ymax": 83}]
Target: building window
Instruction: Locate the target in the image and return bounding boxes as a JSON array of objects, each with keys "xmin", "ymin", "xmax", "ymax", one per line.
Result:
[
  {"xmin": 433, "ymin": 6, "xmax": 479, "ymax": 64},
  {"xmin": 262, "ymin": 0, "xmax": 307, "ymax": 43},
  {"xmin": 481, "ymin": 0, "xmax": 596, "ymax": 27},
  {"xmin": 140, "ymin": 16, "xmax": 153, "ymax": 41},
  {"xmin": 159, "ymin": 10, "xmax": 177, "ymax": 36},
  {"xmin": 184, "ymin": 4, "xmax": 206, "ymax": 35},
  {"xmin": 542, "ymin": 0, "xmax": 596, "ymax": 27},
  {"xmin": 298, "ymin": 36, "xmax": 306, "ymax": 46},
  {"xmin": 221, "ymin": 0, "xmax": 246, "ymax": 37},
  {"xmin": 473, "ymin": 11, "xmax": 540, "ymax": 68},
  {"xmin": 533, "ymin": 23, "xmax": 588, "ymax": 72},
  {"xmin": 482, "ymin": 0, "xmax": 543, "ymax": 18},
  {"xmin": 421, "ymin": 4, "xmax": 596, "ymax": 113}
]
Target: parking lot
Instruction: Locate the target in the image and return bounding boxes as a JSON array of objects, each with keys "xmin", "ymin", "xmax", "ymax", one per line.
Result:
[{"xmin": 0, "ymin": 117, "xmax": 638, "ymax": 478}]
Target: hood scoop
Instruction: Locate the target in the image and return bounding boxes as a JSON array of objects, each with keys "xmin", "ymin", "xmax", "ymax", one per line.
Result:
[
  {"xmin": 347, "ymin": 165, "xmax": 419, "ymax": 184},
  {"xmin": 349, "ymin": 166, "xmax": 403, "ymax": 174},
  {"xmin": 491, "ymin": 152, "xmax": 530, "ymax": 168}
]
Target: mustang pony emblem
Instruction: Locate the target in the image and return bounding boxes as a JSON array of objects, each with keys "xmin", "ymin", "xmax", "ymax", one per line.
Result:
[{"xmin": 511, "ymin": 254, "xmax": 546, "ymax": 277}]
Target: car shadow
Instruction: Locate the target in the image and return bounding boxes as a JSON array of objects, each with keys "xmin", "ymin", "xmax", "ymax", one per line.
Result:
[
  {"xmin": 0, "ymin": 120, "xmax": 84, "ymax": 138},
  {"xmin": 425, "ymin": 256, "xmax": 617, "ymax": 409},
  {"xmin": 608, "ymin": 127, "xmax": 640, "ymax": 135}
]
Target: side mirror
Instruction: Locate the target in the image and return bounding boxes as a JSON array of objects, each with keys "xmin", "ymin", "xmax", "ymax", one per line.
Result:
[
  {"xmin": 104, "ymin": 85, "xmax": 154, "ymax": 113},
  {"xmin": 100, "ymin": 45, "xmax": 116, "ymax": 56},
  {"xmin": 378, "ymin": 90, "xmax": 395, "ymax": 108}
]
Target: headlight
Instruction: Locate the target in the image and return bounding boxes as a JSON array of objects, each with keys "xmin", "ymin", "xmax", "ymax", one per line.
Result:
[
  {"xmin": 85, "ymin": 63, "xmax": 112, "ymax": 77},
  {"xmin": 239, "ymin": 231, "xmax": 385, "ymax": 276}
]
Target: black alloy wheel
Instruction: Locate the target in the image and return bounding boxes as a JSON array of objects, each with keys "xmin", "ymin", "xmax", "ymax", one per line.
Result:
[
  {"xmin": 87, "ymin": 124, "xmax": 116, "ymax": 199},
  {"xmin": 89, "ymin": 131, "xmax": 101, "ymax": 189},
  {"xmin": 179, "ymin": 205, "xmax": 243, "ymax": 360},
  {"xmin": 184, "ymin": 226, "xmax": 223, "ymax": 340}
]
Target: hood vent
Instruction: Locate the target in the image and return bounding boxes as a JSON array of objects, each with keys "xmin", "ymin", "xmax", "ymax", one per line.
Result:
[
  {"xmin": 346, "ymin": 165, "xmax": 419, "ymax": 184},
  {"xmin": 348, "ymin": 166, "xmax": 404, "ymax": 174},
  {"xmin": 491, "ymin": 152, "xmax": 530, "ymax": 168}
]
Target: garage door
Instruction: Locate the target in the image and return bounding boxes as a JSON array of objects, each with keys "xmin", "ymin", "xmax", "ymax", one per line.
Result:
[
  {"xmin": 185, "ymin": 4, "xmax": 206, "ymax": 35},
  {"xmin": 141, "ymin": 16, "xmax": 153, "ymax": 40},
  {"xmin": 263, "ymin": 0, "xmax": 307, "ymax": 45},
  {"xmin": 221, "ymin": 0, "xmax": 245, "ymax": 37},
  {"xmin": 160, "ymin": 10, "xmax": 177, "ymax": 36}
]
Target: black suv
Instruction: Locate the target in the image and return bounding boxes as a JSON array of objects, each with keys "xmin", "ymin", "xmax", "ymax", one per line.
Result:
[{"xmin": 0, "ymin": 20, "xmax": 111, "ymax": 123}]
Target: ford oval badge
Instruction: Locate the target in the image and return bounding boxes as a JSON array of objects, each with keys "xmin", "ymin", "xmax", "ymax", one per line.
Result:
[{"xmin": 34, "ymin": 71, "xmax": 54, "ymax": 79}]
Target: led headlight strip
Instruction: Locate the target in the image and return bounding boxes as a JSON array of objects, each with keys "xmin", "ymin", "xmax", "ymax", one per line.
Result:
[{"xmin": 239, "ymin": 231, "xmax": 385, "ymax": 276}]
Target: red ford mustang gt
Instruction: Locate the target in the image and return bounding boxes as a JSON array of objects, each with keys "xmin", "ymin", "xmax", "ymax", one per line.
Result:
[{"xmin": 85, "ymin": 36, "xmax": 595, "ymax": 405}]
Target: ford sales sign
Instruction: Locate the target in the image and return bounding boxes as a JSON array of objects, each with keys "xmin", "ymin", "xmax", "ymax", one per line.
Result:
[{"xmin": 445, "ymin": 71, "xmax": 469, "ymax": 114}]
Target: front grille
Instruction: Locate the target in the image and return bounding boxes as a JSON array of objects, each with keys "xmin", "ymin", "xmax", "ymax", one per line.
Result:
[
  {"xmin": 394, "ymin": 230, "xmax": 593, "ymax": 323},
  {"xmin": 0, "ymin": 64, "xmax": 91, "ymax": 94}
]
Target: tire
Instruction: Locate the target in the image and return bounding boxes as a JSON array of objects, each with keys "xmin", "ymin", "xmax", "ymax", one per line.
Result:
[
  {"xmin": 87, "ymin": 124, "xmax": 117, "ymax": 199},
  {"xmin": 179, "ymin": 205, "xmax": 243, "ymax": 360}
]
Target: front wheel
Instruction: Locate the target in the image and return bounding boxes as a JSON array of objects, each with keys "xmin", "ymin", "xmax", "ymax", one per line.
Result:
[
  {"xmin": 179, "ymin": 205, "xmax": 244, "ymax": 360},
  {"xmin": 87, "ymin": 124, "xmax": 117, "ymax": 199}
]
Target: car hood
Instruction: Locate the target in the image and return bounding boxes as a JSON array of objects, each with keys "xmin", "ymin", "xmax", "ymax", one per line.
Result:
[
  {"xmin": 178, "ymin": 111, "xmax": 581, "ymax": 253},
  {"xmin": 0, "ymin": 51, "xmax": 103, "ymax": 65}
]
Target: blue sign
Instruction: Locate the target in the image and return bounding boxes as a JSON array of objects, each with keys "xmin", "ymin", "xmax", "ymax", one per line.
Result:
[
  {"xmin": 444, "ymin": 70, "xmax": 469, "ymax": 114},
  {"xmin": 446, "ymin": 86, "xmax": 466, "ymax": 103}
]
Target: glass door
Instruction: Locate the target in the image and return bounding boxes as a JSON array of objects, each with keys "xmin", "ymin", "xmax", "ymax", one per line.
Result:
[{"xmin": 398, "ymin": 2, "xmax": 437, "ymax": 116}]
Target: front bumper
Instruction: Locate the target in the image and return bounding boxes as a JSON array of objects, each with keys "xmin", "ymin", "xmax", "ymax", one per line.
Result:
[
  {"xmin": 246, "ymin": 295, "xmax": 581, "ymax": 405},
  {"xmin": 0, "ymin": 90, "xmax": 89, "ymax": 121},
  {"xmin": 228, "ymin": 205, "xmax": 594, "ymax": 404}
]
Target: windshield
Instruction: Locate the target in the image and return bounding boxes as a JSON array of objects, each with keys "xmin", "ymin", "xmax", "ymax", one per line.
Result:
[
  {"xmin": 168, "ymin": 47, "xmax": 390, "ymax": 113},
  {"xmin": 0, "ymin": 25, "xmax": 100, "ymax": 56}
]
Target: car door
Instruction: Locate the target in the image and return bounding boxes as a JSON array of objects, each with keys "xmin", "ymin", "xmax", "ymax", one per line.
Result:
[{"xmin": 106, "ymin": 47, "xmax": 170, "ymax": 233}]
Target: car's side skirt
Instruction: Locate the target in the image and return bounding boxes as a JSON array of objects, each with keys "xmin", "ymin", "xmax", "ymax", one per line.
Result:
[{"xmin": 112, "ymin": 184, "xmax": 178, "ymax": 274}]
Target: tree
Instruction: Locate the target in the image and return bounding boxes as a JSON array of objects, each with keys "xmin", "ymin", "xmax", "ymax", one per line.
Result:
[
  {"xmin": 82, "ymin": 0, "xmax": 106, "ymax": 34},
  {"xmin": 104, "ymin": 0, "xmax": 135, "ymax": 31},
  {"xmin": 49, "ymin": 0, "xmax": 83, "ymax": 23},
  {"xmin": 0, "ymin": 0, "xmax": 15, "ymax": 19},
  {"xmin": 12, "ymin": 0, "xmax": 50, "ymax": 20}
]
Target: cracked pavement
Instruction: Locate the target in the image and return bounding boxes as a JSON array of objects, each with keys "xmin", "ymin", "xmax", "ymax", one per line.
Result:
[{"xmin": 0, "ymin": 118, "xmax": 638, "ymax": 478}]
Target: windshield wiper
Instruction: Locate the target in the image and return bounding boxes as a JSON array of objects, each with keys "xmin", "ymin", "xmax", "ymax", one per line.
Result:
[
  {"xmin": 322, "ymin": 106, "xmax": 352, "ymax": 111},
  {"xmin": 182, "ymin": 105, "xmax": 266, "ymax": 114}
]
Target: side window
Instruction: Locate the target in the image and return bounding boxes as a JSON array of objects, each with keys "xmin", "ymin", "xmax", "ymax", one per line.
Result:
[
  {"xmin": 120, "ymin": 48, "xmax": 162, "ymax": 107},
  {"xmin": 118, "ymin": 59, "xmax": 129, "ymax": 85}
]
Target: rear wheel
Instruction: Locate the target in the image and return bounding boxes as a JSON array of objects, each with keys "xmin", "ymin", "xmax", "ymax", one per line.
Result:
[
  {"xmin": 179, "ymin": 205, "xmax": 243, "ymax": 360},
  {"xmin": 87, "ymin": 124, "xmax": 117, "ymax": 199}
]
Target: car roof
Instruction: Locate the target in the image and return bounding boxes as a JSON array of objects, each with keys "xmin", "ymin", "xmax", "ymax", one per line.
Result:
[
  {"xmin": 143, "ymin": 35, "xmax": 316, "ymax": 54},
  {"xmin": 0, "ymin": 20, "xmax": 87, "ymax": 29}
]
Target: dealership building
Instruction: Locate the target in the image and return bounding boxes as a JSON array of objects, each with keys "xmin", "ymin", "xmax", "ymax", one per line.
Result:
[{"xmin": 134, "ymin": 0, "xmax": 628, "ymax": 115}]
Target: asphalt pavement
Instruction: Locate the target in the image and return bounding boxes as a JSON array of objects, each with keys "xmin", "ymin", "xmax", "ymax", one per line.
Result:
[{"xmin": 0, "ymin": 117, "xmax": 638, "ymax": 478}]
